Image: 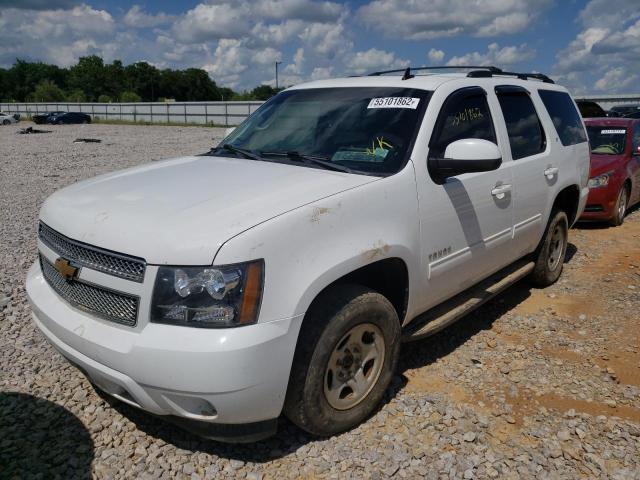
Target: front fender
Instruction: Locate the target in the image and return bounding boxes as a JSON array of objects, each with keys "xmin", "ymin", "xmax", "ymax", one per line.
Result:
[{"xmin": 213, "ymin": 164, "xmax": 421, "ymax": 324}]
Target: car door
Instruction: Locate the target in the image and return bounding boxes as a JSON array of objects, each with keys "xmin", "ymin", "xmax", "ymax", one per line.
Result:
[
  {"xmin": 630, "ymin": 121, "xmax": 640, "ymax": 204},
  {"xmin": 493, "ymin": 85, "xmax": 551, "ymax": 257},
  {"xmin": 415, "ymin": 86, "xmax": 515, "ymax": 310}
]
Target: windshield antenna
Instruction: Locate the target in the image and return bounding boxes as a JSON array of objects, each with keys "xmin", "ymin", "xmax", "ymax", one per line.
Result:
[{"xmin": 402, "ymin": 67, "xmax": 414, "ymax": 81}]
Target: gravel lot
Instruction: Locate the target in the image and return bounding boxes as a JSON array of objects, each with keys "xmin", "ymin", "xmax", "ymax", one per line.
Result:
[{"xmin": 1, "ymin": 122, "xmax": 639, "ymax": 479}]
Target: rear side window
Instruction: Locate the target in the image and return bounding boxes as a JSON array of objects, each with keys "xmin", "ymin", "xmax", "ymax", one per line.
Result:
[
  {"xmin": 538, "ymin": 90, "xmax": 587, "ymax": 146},
  {"xmin": 496, "ymin": 88, "xmax": 546, "ymax": 159},
  {"xmin": 429, "ymin": 87, "xmax": 496, "ymax": 158},
  {"xmin": 633, "ymin": 123, "xmax": 640, "ymax": 155}
]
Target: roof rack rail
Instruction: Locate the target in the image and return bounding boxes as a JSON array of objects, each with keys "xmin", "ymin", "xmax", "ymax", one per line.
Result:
[
  {"xmin": 366, "ymin": 65, "xmax": 555, "ymax": 84},
  {"xmin": 468, "ymin": 69, "xmax": 555, "ymax": 84},
  {"xmin": 368, "ymin": 65, "xmax": 502, "ymax": 77}
]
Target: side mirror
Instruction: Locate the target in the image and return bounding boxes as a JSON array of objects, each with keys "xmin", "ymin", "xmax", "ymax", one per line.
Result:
[
  {"xmin": 224, "ymin": 127, "xmax": 236, "ymax": 137},
  {"xmin": 428, "ymin": 138, "xmax": 502, "ymax": 183}
]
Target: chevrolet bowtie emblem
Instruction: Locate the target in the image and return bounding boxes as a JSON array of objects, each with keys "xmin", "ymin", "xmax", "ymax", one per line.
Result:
[{"xmin": 54, "ymin": 258, "xmax": 79, "ymax": 281}]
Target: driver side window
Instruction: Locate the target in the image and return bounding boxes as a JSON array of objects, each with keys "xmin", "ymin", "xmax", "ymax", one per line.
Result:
[
  {"xmin": 634, "ymin": 123, "xmax": 640, "ymax": 155},
  {"xmin": 429, "ymin": 87, "xmax": 497, "ymax": 159}
]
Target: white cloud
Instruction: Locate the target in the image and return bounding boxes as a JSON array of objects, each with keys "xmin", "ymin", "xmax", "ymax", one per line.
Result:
[
  {"xmin": 552, "ymin": 0, "xmax": 640, "ymax": 93},
  {"xmin": 171, "ymin": 3, "xmax": 251, "ymax": 43},
  {"xmin": 310, "ymin": 66, "xmax": 333, "ymax": 80},
  {"xmin": 578, "ymin": 0, "xmax": 640, "ymax": 29},
  {"xmin": 253, "ymin": 0, "xmax": 345, "ymax": 22},
  {"xmin": 284, "ymin": 48, "xmax": 305, "ymax": 74},
  {"xmin": 299, "ymin": 21, "xmax": 352, "ymax": 58},
  {"xmin": 0, "ymin": 5, "xmax": 115, "ymax": 66},
  {"xmin": 427, "ymin": 48, "xmax": 445, "ymax": 63},
  {"xmin": 594, "ymin": 67, "xmax": 639, "ymax": 91},
  {"xmin": 347, "ymin": 48, "xmax": 409, "ymax": 75},
  {"xmin": 446, "ymin": 43, "xmax": 535, "ymax": 67},
  {"xmin": 123, "ymin": 5, "xmax": 175, "ymax": 28},
  {"xmin": 358, "ymin": 0, "xmax": 552, "ymax": 40}
]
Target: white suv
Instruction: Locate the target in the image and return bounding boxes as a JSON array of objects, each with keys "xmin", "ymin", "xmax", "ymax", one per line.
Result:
[{"xmin": 26, "ymin": 67, "xmax": 590, "ymax": 442}]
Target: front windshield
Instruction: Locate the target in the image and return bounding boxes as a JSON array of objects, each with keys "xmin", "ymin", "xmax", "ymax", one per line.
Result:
[
  {"xmin": 586, "ymin": 126, "xmax": 627, "ymax": 155},
  {"xmin": 221, "ymin": 87, "xmax": 431, "ymax": 175}
]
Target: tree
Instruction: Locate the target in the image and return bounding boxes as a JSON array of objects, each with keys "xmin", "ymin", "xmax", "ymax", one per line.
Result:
[
  {"xmin": 120, "ymin": 91, "xmax": 141, "ymax": 102},
  {"xmin": 66, "ymin": 89, "xmax": 87, "ymax": 102},
  {"xmin": 68, "ymin": 55, "xmax": 106, "ymax": 101},
  {"xmin": 98, "ymin": 94, "xmax": 112, "ymax": 103},
  {"xmin": 8, "ymin": 59, "xmax": 69, "ymax": 101},
  {"xmin": 28, "ymin": 80, "xmax": 66, "ymax": 102},
  {"xmin": 124, "ymin": 61, "xmax": 161, "ymax": 101},
  {"xmin": 249, "ymin": 85, "xmax": 279, "ymax": 100}
]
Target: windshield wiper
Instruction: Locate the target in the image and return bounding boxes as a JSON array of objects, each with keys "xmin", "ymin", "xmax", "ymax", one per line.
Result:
[
  {"xmin": 219, "ymin": 144, "xmax": 266, "ymax": 161},
  {"xmin": 261, "ymin": 151, "xmax": 359, "ymax": 174}
]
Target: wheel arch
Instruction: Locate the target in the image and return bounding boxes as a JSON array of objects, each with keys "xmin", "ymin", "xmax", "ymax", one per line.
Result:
[
  {"xmin": 303, "ymin": 257, "xmax": 410, "ymax": 325},
  {"xmin": 551, "ymin": 184, "xmax": 581, "ymax": 226}
]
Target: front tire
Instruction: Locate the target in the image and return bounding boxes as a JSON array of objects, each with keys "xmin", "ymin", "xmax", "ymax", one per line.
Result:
[
  {"xmin": 610, "ymin": 185, "xmax": 628, "ymax": 226},
  {"xmin": 530, "ymin": 210, "xmax": 568, "ymax": 287},
  {"xmin": 2, "ymin": 120, "xmax": 9, "ymax": 125},
  {"xmin": 284, "ymin": 285, "xmax": 400, "ymax": 437}
]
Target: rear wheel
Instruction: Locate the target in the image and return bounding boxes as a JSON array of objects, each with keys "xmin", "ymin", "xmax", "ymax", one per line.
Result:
[
  {"xmin": 530, "ymin": 210, "xmax": 568, "ymax": 287},
  {"xmin": 610, "ymin": 185, "xmax": 628, "ymax": 226},
  {"xmin": 2, "ymin": 120, "xmax": 9, "ymax": 125},
  {"xmin": 284, "ymin": 285, "xmax": 400, "ymax": 436}
]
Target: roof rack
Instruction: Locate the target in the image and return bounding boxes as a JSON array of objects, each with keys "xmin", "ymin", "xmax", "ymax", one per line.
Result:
[
  {"xmin": 367, "ymin": 65, "xmax": 555, "ymax": 84},
  {"xmin": 368, "ymin": 66, "xmax": 502, "ymax": 77}
]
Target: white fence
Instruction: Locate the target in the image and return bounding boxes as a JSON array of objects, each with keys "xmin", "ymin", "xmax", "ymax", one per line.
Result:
[
  {"xmin": 3, "ymin": 94, "xmax": 639, "ymax": 126},
  {"xmin": 0, "ymin": 101, "xmax": 265, "ymax": 126}
]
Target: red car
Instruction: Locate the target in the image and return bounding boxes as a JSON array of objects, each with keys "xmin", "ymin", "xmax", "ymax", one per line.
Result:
[{"xmin": 581, "ymin": 118, "xmax": 640, "ymax": 225}]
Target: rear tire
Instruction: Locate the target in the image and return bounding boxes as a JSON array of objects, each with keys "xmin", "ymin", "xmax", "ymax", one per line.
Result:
[
  {"xmin": 2, "ymin": 120, "xmax": 9, "ymax": 125},
  {"xmin": 530, "ymin": 210, "xmax": 568, "ymax": 287},
  {"xmin": 609, "ymin": 185, "xmax": 628, "ymax": 227},
  {"xmin": 284, "ymin": 284, "xmax": 400, "ymax": 437}
]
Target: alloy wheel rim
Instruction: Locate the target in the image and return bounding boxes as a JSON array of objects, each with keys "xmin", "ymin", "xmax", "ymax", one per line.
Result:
[
  {"xmin": 618, "ymin": 189, "xmax": 627, "ymax": 222},
  {"xmin": 324, "ymin": 323, "xmax": 385, "ymax": 410},
  {"xmin": 547, "ymin": 224, "xmax": 565, "ymax": 271}
]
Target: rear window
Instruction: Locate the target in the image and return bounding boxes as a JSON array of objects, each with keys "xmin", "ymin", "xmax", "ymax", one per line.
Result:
[
  {"xmin": 586, "ymin": 126, "xmax": 626, "ymax": 155},
  {"xmin": 539, "ymin": 90, "xmax": 587, "ymax": 146}
]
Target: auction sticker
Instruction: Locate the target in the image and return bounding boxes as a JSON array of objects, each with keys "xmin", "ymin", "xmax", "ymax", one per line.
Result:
[
  {"xmin": 368, "ymin": 97, "xmax": 420, "ymax": 109},
  {"xmin": 601, "ymin": 129, "xmax": 626, "ymax": 134}
]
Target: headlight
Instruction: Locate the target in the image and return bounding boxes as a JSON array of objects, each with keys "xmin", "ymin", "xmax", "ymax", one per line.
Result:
[
  {"xmin": 151, "ymin": 260, "xmax": 264, "ymax": 328},
  {"xmin": 588, "ymin": 171, "xmax": 612, "ymax": 188}
]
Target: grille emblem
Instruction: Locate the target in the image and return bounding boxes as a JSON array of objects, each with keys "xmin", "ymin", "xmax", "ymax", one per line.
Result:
[{"xmin": 54, "ymin": 258, "xmax": 79, "ymax": 281}]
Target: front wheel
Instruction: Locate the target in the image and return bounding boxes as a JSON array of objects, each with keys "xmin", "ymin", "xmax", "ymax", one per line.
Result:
[
  {"xmin": 2, "ymin": 120, "xmax": 9, "ymax": 125},
  {"xmin": 284, "ymin": 285, "xmax": 400, "ymax": 436},
  {"xmin": 530, "ymin": 210, "xmax": 568, "ymax": 287},
  {"xmin": 610, "ymin": 186, "xmax": 628, "ymax": 226}
]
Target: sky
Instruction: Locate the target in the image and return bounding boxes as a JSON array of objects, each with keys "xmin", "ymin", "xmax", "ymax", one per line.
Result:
[{"xmin": 0, "ymin": 0, "xmax": 639, "ymax": 94}]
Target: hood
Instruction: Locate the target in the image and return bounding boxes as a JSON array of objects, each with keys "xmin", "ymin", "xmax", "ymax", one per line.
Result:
[
  {"xmin": 589, "ymin": 153, "xmax": 625, "ymax": 177},
  {"xmin": 40, "ymin": 155, "xmax": 377, "ymax": 264}
]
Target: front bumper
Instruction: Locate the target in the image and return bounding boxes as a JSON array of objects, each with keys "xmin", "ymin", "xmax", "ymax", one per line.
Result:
[
  {"xmin": 26, "ymin": 261, "xmax": 303, "ymax": 440},
  {"xmin": 580, "ymin": 185, "xmax": 616, "ymax": 221}
]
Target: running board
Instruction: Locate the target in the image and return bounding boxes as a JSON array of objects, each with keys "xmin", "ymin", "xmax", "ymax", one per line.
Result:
[{"xmin": 402, "ymin": 260, "xmax": 534, "ymax": 342}]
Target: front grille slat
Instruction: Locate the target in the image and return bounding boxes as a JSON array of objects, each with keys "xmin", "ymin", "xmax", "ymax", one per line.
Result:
[
  {"xmin": 40, "ymin": 255, "xmax": 139, "ymax": 327},
  {"xmin": 39, "ymin": 222, "xmax": 146, "ymax": 282}
]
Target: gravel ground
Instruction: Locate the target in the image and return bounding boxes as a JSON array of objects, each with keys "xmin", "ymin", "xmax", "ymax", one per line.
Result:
[{"xmin": 1, "ymin": 122, "xmax": 639, "ymax": 479}]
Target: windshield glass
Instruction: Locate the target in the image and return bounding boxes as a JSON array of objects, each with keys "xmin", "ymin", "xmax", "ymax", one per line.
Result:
[
  {"xmin": 221, "ymin": 87, "xmax": 431, "ymax": 175},
  {"xmin": 586, "ymin": 126, "xmax": 627, "ymax": 155}
]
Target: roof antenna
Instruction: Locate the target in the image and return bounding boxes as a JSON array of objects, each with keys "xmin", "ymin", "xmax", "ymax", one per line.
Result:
[{"xmin": 402, "ymin": 67, "xmax": 414, "ymax": 80}]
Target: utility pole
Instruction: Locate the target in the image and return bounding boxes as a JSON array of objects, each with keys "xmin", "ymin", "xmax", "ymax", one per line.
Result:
[{"xmin": 275, "ymin": 61, "xmax": 282, "ymax": 90}]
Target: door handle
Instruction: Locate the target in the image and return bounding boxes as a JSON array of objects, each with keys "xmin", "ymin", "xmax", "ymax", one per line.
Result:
[
  {"xmin": 544, "ymin": 167, "xmax": 559, "ymax": 179},
  {"xmin": 491, "ymin": 184, "xmax": 512, "ymax": 199}
]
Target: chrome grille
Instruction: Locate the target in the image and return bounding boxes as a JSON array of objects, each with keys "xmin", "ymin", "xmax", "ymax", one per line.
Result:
[
  {"xmin": 40, "ymin": 255, "xmax": 139, "ymax": 327},
  {"xmin": 39, "ymin": 222, "xmax": 146, "ymax": 283}
]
